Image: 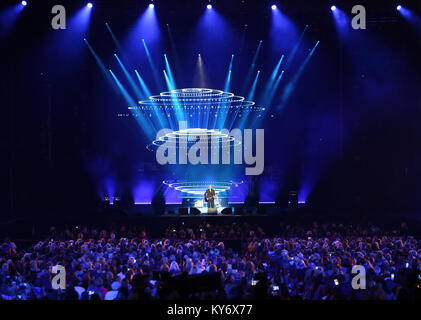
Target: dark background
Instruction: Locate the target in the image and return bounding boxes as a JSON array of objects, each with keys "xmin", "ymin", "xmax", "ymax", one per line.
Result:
[{"xmin": 1, "ymin": 0, "xmax": 421, "ymax": 219}]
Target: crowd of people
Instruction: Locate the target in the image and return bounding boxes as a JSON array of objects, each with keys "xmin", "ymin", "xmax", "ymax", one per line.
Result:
[{"xmin": 1, "ymin": 221, "xmax": 420, "ymax": 300}]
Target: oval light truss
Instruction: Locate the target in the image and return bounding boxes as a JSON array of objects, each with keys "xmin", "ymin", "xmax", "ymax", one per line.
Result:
[
  {"xmin": 131, "ymin": 88, "xmax": 265, "ymax": 113},
  {"xmin": 146, "ymin": 128, "xmax": 241, "ymax": 151},
  {"xmin": 163, "ymin": 180, "xmax": 244, "ymax": 196}
]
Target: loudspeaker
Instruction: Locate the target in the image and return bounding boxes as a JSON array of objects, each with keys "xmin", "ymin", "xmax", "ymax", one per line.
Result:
[
  {"xmin": 234, "ymin": 207, "xmax": 243, "ymax": 215},
  {"xmin": 154, "ymin": 207, "xmax": 165, "ymax": 216},
  {"xmin": 221, "ymin": 207, "xmax": 232, "ymax": 215},
  {"xmin": 246, "ymin": 209, "xmax": 254, "ymax": 215},
  {"xmin": 105, "ymin": 210, "xmax": 127, "ymax": 218},
  {"xmin": 173, "ymin": 272, "xmax": 222, "ymax": 294},
  {"xmin": 178, "ymin": 207, "xmax": 188, "ymax": 215},
  {"xmin": 100, "ymin": 197, "xmax": 110, "ymax": 210},
  {"xmin": 257, "ymin": 206, "xmax": 266, "ymax": 215},
  {"xmin": 207, "ymin": 208, "xmax": 217, "ymax": 215},
  {"xmin": 189, "ymin": 207, "xmax": 201, "ymax": 215},
  {"xmin": 113, "ymin": 197, "xmax": 122, "ymax": 209},
  {"xmin": 288, "ymin": 191, "xmax": 298, "ymax": 208}
]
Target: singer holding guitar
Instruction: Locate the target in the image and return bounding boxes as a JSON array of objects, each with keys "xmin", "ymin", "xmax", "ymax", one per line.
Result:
[{"xmin": 204, "ymin": 185, "xmax": 217, "ymax": 208}]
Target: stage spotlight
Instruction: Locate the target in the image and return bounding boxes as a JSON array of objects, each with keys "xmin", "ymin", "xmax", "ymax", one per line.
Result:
[
  {"xmin": 101, "ymin": 196, "xmax": 110, "ymax": 209},
  {"xmin": 288, "ymin": 191, "xmax": 298, "ymax": 209},
  {"xmin": 271, "ymin": 4, "xmax": 277, "ymax": 10},
  {"xmin": 21, "ymin": 0, "xmax": 27, "ymax": 5},
  {"xmin": 87, "ymin": 2, "xmax": 93, "ymax": 8},
  {"xmin": 207, "ymin": 4, "xmax": 212, "ymax": 9},
  {"xmin": 397, "ymin": 5, "xmax": 402, "ymax": 10},
  {"xmin": 149, "ymin": 3, "xmax": 154, "ymax": 9},
  {"xmin": 331, "ymin": 5, "xmax": 336, "ymax": 11}
]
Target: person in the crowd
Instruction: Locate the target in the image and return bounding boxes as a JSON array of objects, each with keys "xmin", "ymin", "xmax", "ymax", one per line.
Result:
[{"xmin": 0, "ymin": 222, "xmax": 420, "ymax": 300}]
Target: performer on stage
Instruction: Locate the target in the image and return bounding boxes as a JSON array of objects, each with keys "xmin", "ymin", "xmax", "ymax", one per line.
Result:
[{"xmin": 204, "ymin": 185, "xmax": 216, "ymax": 208}]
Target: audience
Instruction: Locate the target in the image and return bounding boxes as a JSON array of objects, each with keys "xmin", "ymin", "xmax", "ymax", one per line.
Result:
[{"xmin": 0, "ymin": 222, "xmax": 420, "ymax": 300}]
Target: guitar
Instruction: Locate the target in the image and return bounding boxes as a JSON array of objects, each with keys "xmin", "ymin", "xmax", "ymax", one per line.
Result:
[
  {"xmin": 204, "ymin": 190, "xmax": 217, "ymax": 202},
  {"xmin": 204, "ymin": 195, "xmax": 214, "ymax": 202}
]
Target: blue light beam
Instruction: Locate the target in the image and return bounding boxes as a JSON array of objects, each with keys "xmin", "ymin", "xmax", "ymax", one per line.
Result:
[
  {"xmin": 114, "ymin": 54, "xmax": 144, "ymax": 99},
  {"xmin": 105, "ymin": 22, "xmax": 123, "ymax": 53},
  {"xmin": 142, "ymin": 39, "xmax": 163, "ymax": 89},
  {"xmin": 109, "ymin": 69, "xmax": 155, "ymax": 138},
  {"xmin": 284, "ymin": 25, "xmax": 308, "ymax": 70},
  {"xmin": 260, "ymin": 55, "xmax": 284, "ymax": 106},
  {"xmin": 164, "ymin": 54, "xmax": 177, "ymax": 89},
  {"xmin": 278, "ymin": 41, "xmax": 320, "ymax": 111},
  {"xmin": 68, "ymin": 3, "xmax": 93, "ymax": 35},
  {"xmin": 223, "ymin": 54, "xmax": 234, "ymax": 92},
  {"xmin": 0, "ymin": 3, "xmax": 25, "ymax": 38},
  {"xmin": 332, "ymin": 7, "xmax": 351, "ymax": 40},
  {"xmin": 241, "ymin": 41, "xmax": 262, "ymax": 95},
  {"xmin": 84, "ymin": 39, "xmax": 119, "ymax": 93},
  {"xmin": 398, "ymin": 6, "xmax": 421, "ymax": 38},
  {"xmin": 270, "ymin": 6, "xmax": 299, "ymax": 53}
]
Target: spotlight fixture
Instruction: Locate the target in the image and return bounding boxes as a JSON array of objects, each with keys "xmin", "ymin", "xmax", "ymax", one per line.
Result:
[
  {"xmin": 207, "ymin": 4, "xmax": 212, "ymax": 9},
  {"xmin": 149, "ymin": 3, "xmax": 154, "ymax": 8},
  {"xmin": 21, "ymin": 0, "xmax": 27, "ymax": 5},
  {"xmin": 331, "ymin": 5, "xmax": 336, "ymax": 11},
  {"xmin": 271, "ymin": 4, "xmax": 277, "ymax": 10},
  {"xmin": 87, "ymin": 2, "xmax": 93, "ymax": 8},
  {"xmin": 397, "ymin": 5, "xmax": 402, "ymax": 10}
]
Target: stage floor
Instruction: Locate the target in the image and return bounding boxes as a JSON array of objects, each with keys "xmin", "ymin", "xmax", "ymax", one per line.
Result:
[
  {"xmin": 120, "ymin": 203, "xmax": 282, "ymax": 216},
  {"xmin": 195, "ymin": 206, "xmax": 227, "ymax": 214}
]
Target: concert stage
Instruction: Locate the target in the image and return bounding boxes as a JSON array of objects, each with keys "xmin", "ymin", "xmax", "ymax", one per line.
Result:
[{"xmin": 117, "ymin": 202, "xmax": 281, "ymax": 217}]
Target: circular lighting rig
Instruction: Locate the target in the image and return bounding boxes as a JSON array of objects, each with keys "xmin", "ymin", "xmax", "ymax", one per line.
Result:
[
  {"xmin": 133, "ymin": 88, "xmax": 263, "ymax": 113},
  {"xmin": 163, "ymin": 180, "xmax": 243, "ymax": 196}
]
